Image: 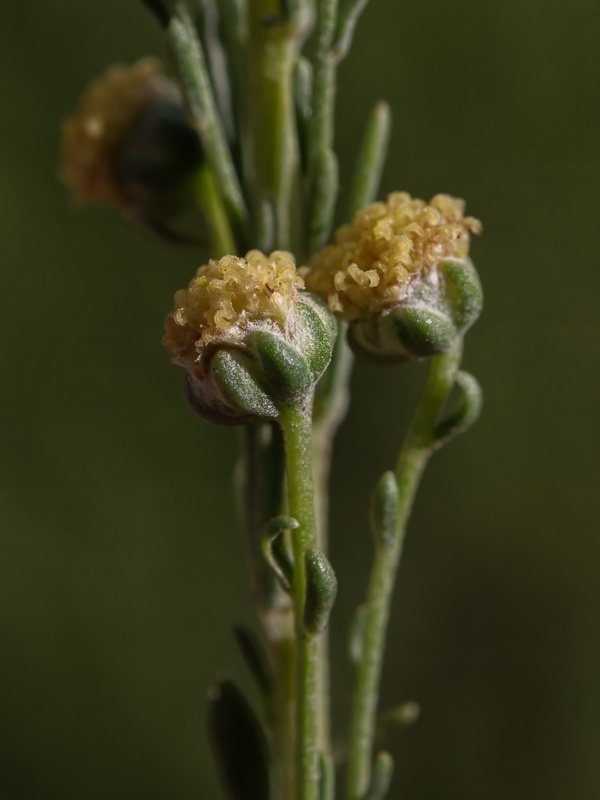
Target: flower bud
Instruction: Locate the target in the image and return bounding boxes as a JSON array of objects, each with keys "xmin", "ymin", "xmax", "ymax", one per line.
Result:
[
  {"xmin": 164, "ymin": 250, "xmax": 336, "ymax": 425},
  {"xmin": 303, "ymin": 192, "xmax": 483, "ymax": 364},
  {"xmin": 60, "ymin": 59, "xmax": 202, "ymax": 222}
]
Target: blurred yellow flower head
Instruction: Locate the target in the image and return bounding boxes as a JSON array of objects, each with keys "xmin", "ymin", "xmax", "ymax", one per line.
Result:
[
  {"xmin": 303, "ymin": 192, "xmax": 481, "ymax": 322},
  {"xmin": 60, "ymin": 59, "xmax": 175, "ymax": 209}
]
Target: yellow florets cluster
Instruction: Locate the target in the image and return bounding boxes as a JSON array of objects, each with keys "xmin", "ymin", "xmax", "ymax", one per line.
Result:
[
  {"xmin": 164, "ymin": 251, "xmax": 304, "ymax": 371},
  {"xmin": 303, "ymin": 192, "xmax": 482, "ymax": 321},
  {"xmin": 60, "ymin": 59, "xmax": 173, "ymax": 208}
]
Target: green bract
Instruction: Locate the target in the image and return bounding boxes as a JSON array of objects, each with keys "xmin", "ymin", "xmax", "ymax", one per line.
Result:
[
  {"xmin": 184, "ymin": 294, "xmax": 336, "ymax": 425},
  {"xmin": 347, "ymin": 258, "xmax": 483, "ymax": 365}
]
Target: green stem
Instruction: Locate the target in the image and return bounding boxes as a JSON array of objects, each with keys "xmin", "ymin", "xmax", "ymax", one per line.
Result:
[
  {"xmin": 346, "ymin": 343, "xmax": 463, "ymax": 800},
  {"xmin": 195, "ymin": 164, "xmax": 236, "ymax": 256},
  {"xmin": 247, "ymin": 2, "xmax": 302, "ymax": 250},
  {"xmin": 279, "ymin": 402, "xmax": 321, "ymax": 800}
]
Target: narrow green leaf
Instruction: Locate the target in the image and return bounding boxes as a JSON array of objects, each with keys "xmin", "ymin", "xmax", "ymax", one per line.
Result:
[
  {"xmin": 365, "ymin": 751, "xmax": 394, "ymax": 800},
  {"xmin": 295, "ymin": 57, "xmax": 313, "ymax": 172},
  {"xmin": 332, "ymin": 0, "xmax": 371, "ymax": 61},
  {"xmin": 310, "ymin": 147, "xmax": 339, "ymax": 252},
  {"xmin": 348, "ymin": 603, "xmax": 367, "ymax": 665},
  {"xmin": 232, "ymin": 624, "xmax": 274, "ymax": 697},
  {"xmin": 370, "ymin": 471, "xmax": 399, "ymax": 550},
  {"xmin": 262, "ymin": 515, "xmax": 298, "ymax": 591},
  {"xmin": 434, "ymin": 370, "xmax": 483, "ymax": 447},
  {"xmin": 257, "ymin": 197, "xmax": 276, "ymax": 254},
  {"xmin": 196, "ymin": 0, "xmax": 235, "ymax": 142},
  {"xmin": 167, "ymin": 4, "xmax": 248, "ymax": 240},
  {"xmin": 319, "ymin": 752, "xmax": 335, "ymax": 800},
  {"xmin": 295, "ymin": 57, "xmax": 313, "ymax": 125},
  {"xmin": 348, "ymin": 100, "xmax": 391, "ymax": 217},
  {"xmin": 304, "ymin": 547, "xmax": 338, "ymax": 635},
  {"xmin": 207, "ymin": 675, "xmax": 271, "ymax": 800}
]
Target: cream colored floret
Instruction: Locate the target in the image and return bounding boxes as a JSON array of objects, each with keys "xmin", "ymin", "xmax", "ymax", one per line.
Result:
[
  {"xmin": 164, "ymin": 251, "xmax": 304, "ymax": 370},
  {"xmin": 303, "ymin": 192, "xmax": 481, "ymax": 321}
]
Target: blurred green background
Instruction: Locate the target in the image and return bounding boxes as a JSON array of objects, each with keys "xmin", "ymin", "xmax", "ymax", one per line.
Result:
[{"xmin": 1, "ymin": 0, "xmax": 599, "ymax": 797}]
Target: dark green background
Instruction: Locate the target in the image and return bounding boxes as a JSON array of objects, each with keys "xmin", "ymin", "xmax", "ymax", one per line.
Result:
[{"xmin": 1, "ymin": 1, "xmax": 598, "ymax": 797}]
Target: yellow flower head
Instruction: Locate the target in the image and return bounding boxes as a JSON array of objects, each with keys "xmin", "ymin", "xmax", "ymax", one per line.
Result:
[
  {"xmin": 164, "ymin": 250, "xmax": 305, "ymax": 373},
  {"xmin": 303, "ymin": 192, "xmax": 482, "ymax": 321},
  {"xmin": 60, "ymin": 59, "xmax": 175, "ymax": 209}
]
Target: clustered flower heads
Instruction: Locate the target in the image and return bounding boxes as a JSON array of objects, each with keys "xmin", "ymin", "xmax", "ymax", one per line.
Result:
[
  {"xmin": 60, "ymin": 59, "xmax": 202, "ymax": 216},
  {"xmin": 164, "ymin": 251, "xmax": 336, "ymax": 425},
  {"xmin": 303, "ymin": 192, "xmax": 483, "ymax": 363}
]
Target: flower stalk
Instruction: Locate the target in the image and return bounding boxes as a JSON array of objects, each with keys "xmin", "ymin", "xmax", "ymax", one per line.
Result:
[
  {"xmin": 346, "ymin": 342, "xmax": 464, "ymax": 800},
  {"xmin": 247, "ymin": 0, "xmax": 304, "ymax": 252},
  {"xmin": 279, "ymin": 402, "xmax": 322, "ymax": 800}
]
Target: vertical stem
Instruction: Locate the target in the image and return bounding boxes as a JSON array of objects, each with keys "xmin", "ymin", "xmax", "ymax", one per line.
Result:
[
  {"xmin": 247, "ymin": 2, "xmax": 302, "ymax": 250},
  {"xmin": 346, "ymin": 344, "xmax": 462, "ymax": 800},
  {"xmin": 195, "ymin": 164, "xmax": 236, "ymax": 257},
  {"xmin": 279, "ymin": 402, "xmax": 321, "ymax": 800}
]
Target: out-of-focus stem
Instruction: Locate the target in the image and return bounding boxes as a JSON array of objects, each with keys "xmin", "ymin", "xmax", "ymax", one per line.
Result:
[
  {"xmin": 195, "ymin": 164, "xmax": 236, "ymax": 256},
  {"xmin": 247, "ymin": 0, "xmax": 302, "ymax": 251}
]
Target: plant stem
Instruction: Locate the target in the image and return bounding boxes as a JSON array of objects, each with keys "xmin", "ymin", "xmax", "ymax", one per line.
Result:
[
  {"xmin": 247, "ymin": 2, "xmax": 302, "ymax": 251},
  {"xmin": 346, "ymin": 343, "xmax": 463, "ymax": 800},
  {"xmin": 195, "ymin": 163, "xmax": 236, "ymax": 256},
  {"xmin": 279, "ymin": 402, "xmax": 321, "ymax": 800}
]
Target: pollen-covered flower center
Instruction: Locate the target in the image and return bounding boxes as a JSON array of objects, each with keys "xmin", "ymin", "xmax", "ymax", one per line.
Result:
[
  {"xmin": 164, "ymin": 250, "xmax": 304, "ymax": 369},
  {"xmin": 303, "ymin": 192, "xmax": 481, "ymax": 321}
]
